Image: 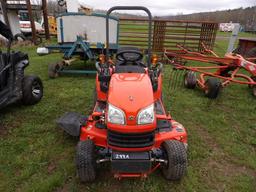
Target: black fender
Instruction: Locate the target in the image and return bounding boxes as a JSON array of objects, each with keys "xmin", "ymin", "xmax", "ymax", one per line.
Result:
[{"xmin": 13, "ymin": 60, "xmax": 29, "ymax": 100}]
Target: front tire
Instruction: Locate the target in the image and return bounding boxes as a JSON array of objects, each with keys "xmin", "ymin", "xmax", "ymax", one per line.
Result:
[
  {"xmin": 161, "ymin": 140, "xmax": 187, "ymax": 180},
  {"xmin": 22, "ymin": 75, "xmax": 43, "ymax": 105},
  {"xmin": 76, "ymin": 140, "xmax": 96, "ymax": 182}
]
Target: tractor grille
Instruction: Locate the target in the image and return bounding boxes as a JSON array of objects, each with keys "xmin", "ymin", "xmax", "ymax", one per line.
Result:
[{"xmin": 108, "ymin": 130, "xmax": 155, "ymax": 148}]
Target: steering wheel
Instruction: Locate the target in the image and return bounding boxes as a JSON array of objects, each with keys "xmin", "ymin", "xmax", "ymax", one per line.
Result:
[{"xmin": 116, "ymin": 50, "xmax": 145, "ymax": 67}]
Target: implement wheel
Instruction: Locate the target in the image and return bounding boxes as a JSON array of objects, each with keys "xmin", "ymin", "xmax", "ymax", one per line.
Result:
[
  {"xmin": 204, "ymin": 78, "xmax": 221, "ymax": 99},
  {"xmin": 161, "ymin": 140, "xmax": 187, "ymax": 181},
  {"xmin": 48, "ymin": 62, "xmax": 63, "ymax": 78},
  {"xmin": 252, "ymin": 85, "xmax": 256, "ymax": 97},
  {"xmin": 184, "ymin": 71, "xmax": 196, "ymax": 89}
]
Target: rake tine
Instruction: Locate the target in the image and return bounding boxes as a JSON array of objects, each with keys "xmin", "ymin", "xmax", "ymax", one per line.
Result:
[
  {"xmin": 179, "ymin": 70, "xmax": 186, "ymax": 90},
  {"xmin": 169, "ymin": 68, "xmax": 176, "ymax": 92},
  {"xmin": 168, "ymin": 67, "xmax": 174, "ymax": 89},
  {"xmin": 172, "ymin": 68, "xmax": 180, "ymax": 91},
  {"xmin": 168, "ymin": 67, "xmax": 176, "ymax": 91}
]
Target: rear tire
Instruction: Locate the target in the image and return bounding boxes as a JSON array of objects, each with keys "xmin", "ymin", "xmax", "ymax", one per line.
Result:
[
  {"xmin": 184, "ymin": 71, "xmax": 196, "ymax": 89},
  {"xmin": 22, "ymin": 75, "xmax": 43, "ymax": 105},
  {"xmin": 76, "ymin": 140, "xmax": 96, "ymax": 182},
  {"xmin": 204, "ymin": 78, "xmax": 221, "ymax": 99},
  {"xmin": 161, "ymin": 140, "xmax": 187, "ymax": 181}
]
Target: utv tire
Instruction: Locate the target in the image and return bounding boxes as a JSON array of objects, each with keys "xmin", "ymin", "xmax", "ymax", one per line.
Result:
[
  {"xmin": 204, "ymin": 78, "xmax": 221, "ymax": 99},
  {"xmin": 76, "ymin": 140, "xmax": 96, "ymax": 182},
  {"xmin": 14, "ymin": 33, "xmax": 26, "ymax": 41},
  {"xmin": 184, "ymin": 71, "xmax": 196, "ymax": 89},
  {"xmin": 22, "ymin": 75, "xmax": 43, "ymax": 105},
  {"xmin": 161, "ymin": 140, "xmax": 187, "ymax": 180}
]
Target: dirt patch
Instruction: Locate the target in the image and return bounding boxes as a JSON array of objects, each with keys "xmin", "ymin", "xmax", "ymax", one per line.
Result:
[
  {"xmin": 47, "ymin": 162, "xmax": 57, "ymax": 174},
  {"xmin": 194, "ymin": 124, "xmax": 224, "ymax": 155},
  {"xmin": 193, "ymin": 124, "xmax": 256, "ymax": 191},
  {"xmin": 0, "ymin": 123, "xmax": 8, "ymax": 136}
]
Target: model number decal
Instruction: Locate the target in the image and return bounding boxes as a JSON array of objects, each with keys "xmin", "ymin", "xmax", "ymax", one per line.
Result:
[{"xmin": 115, "ymin": 154, "xmax": 130, "ymax": 159}]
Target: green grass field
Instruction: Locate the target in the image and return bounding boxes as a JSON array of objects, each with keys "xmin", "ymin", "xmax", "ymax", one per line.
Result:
[{"xmin": 0, "ymin": 32, "xmax": 256, "ymax": 192}]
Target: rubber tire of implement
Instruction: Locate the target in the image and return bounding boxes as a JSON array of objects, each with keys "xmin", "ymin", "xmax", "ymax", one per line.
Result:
[
  {"xmin": 48, "ymin": 62, "xmax": 61, "ymax": 78},
  {"xmin": 161, "ymin": 140, "xmax": 187, "ymax": 181},
  {"xmin": 184, "ymin": 71, "xmax": 196, "ymax": 89},
  {"xmin": 204, "ymin": 78, "xmax": 221, "ymax": 99},
  {"xmin": 252, "ymin": 85, "xmax": 256, "ymax": 97},
  {"xmin": 76, "ymin": 140, "xmax": 96, "ymax": 182},
  {"xmin": 22, "ymin": 75, "xmax": 43, "ymax": 105}
]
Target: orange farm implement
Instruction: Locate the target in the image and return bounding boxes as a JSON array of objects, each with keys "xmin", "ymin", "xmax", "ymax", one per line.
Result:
[{"xmin": 164, "ymin": 43, "xmax": 256, "ymax": 99}]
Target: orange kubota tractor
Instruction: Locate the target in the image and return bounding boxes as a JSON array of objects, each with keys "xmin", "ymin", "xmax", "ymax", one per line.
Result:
[{"xmin": 57, "ymin": 6, "xmax": 188, "ymax": 181}]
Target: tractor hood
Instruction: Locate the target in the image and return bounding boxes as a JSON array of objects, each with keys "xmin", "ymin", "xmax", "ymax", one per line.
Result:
[{"xmin": 107, "ymin": 73, "xmax": 156, "ymax": 130}]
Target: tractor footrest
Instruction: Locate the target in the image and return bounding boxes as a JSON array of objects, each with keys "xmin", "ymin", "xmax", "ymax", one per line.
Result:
[{"xmin": 111, "ymin": 151, "xmax": 151, "ymax": 173}]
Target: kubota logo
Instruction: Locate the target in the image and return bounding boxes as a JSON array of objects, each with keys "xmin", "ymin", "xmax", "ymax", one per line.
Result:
[{"xmin": 128, "ymin": 116, "xmax": 135, "ymax": 121}]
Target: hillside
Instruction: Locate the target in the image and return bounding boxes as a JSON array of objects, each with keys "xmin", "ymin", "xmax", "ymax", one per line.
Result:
[{"xmin": 161, "ymin": 6, "xmax": 256, "ymax": 31}]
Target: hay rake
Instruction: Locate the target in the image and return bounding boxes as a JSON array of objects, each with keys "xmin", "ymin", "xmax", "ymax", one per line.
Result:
[{"xmin": 164, "ymin": 43, "xmax": 256, "ymax": 99}]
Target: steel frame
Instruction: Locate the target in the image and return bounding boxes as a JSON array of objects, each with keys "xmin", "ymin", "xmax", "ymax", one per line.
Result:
[{"xmin": 164, "ymin": 43, "xmax": 256, "ymax": 91}]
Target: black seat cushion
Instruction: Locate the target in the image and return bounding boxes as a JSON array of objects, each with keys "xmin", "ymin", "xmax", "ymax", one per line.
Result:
[{"xmin": 116, "ymin": 46, "xmax": 140, "ymax": 54}]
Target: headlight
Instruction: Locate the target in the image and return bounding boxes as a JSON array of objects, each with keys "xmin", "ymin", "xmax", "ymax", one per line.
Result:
[
  {"xmin": 137, "ymin": 104, "xmax": 154, "ymax": 125},
  {"xmin": 107, "ymin": 104, "xmax": 125, "ymax": 125}
]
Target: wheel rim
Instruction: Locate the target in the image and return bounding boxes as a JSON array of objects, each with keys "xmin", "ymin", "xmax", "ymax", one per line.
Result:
[
  {"xmin": 32, "ymin": 81, "xmax": 41, "ymax": 98},
  {"xmin": 184, "ymin": 78, "xmax": 188, "ymax": 86},
  {"xmin": 205, "ymin": 86, "xmax": 209, "ymax": 95}
]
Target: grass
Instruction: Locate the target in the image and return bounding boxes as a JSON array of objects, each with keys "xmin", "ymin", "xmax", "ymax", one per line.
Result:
[
  {"xmin": 217, "ymin": 31, "xmax": 256, "ymax": 38},
  {"xmin": 0, "ymin": 31, "xmax": 256, "ymax": 192}
]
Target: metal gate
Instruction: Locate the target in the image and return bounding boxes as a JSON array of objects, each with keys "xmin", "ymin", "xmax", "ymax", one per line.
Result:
[{"xmin": 118, "ymin": 18, "xmax": 218, "ymax": 53}]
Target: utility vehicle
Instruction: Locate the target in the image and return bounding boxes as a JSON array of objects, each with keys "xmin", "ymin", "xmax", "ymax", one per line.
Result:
[
  {"xmin": 58, "ymin": 6, "xmax": 188, "ymax": 181},
  {"xmin": 0, "ymin": 21, "xmax": 43, "ymax": 110}
]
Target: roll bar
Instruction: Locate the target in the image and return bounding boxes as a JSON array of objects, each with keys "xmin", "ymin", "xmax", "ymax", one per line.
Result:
[{"xmin": 106, "ymin": 6, "xmax": 152, "ymax": 67}]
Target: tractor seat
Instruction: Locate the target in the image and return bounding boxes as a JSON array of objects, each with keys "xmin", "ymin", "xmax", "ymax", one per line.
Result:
[{"xmin": 116, "ymin": 46, "xmax": 141, "ymax": 55}]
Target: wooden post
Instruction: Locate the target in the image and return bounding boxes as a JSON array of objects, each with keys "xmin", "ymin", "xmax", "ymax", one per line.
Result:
[
  {"xmin": 0, "ymin": 0, "xmax": 10, "ymax": 27},
  {"xmin": 26, "ymin": 0, "xmax": 37, "ymax": 44},
  {"xmin": 42, "ymin": 0, "xmax": 50, "ymax": 40}
]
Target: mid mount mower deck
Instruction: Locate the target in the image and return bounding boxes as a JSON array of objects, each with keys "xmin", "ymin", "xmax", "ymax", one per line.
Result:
[
  {"xmin": 0, "ymin": 21, "xmax": 43, "ymax": 110},
  {"xmin": 58, "ymin": 6, "xmax": 188, "ymax": 181}
]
